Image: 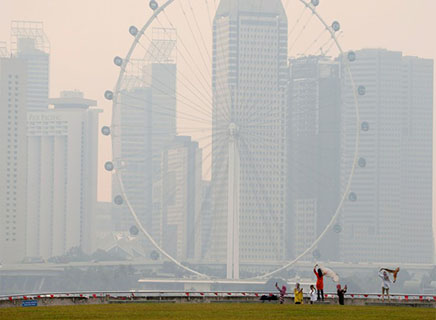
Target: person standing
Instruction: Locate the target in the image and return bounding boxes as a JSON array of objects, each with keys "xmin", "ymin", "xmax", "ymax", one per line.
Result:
[
  {"xmin": 294, "ymin": 283, "xmax": 304, "ymax": 304},
  {"xmin": 314, "ymin": 264, "xmax": 324, "ymax": 301},
  {"xmin": 380, "ymin": 267, "xmax": 400, "ymax": 283},
  {"xmin": 275, "ymin": 282, "xmax": 287, "ymax": 304},
  {"xmin": 336, "ymin": 284, "xmax": 347, "ymax": 305},
  {"xmin": 378, "ymin": 269, "xmax": 392, "ymax": 302},
  {"xmin": 309, "ymin": 285, "xmax": 317, "ymax": 304}
]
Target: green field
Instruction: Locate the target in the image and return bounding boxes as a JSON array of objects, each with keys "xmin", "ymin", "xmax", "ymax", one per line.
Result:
[{"xmin": 0, "ymin": 303, "xmax": 434, "ymax": 320}]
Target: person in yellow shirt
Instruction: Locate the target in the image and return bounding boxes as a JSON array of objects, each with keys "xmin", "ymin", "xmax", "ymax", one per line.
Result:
[{"xmin": 294, "ymin": 283, "xmax": 304, "ymax": 304}]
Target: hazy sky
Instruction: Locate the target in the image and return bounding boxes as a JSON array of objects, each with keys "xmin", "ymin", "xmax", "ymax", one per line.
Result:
[{"xmin": 1, "ymin": 0, "xmax": 436, "ymax": 248}]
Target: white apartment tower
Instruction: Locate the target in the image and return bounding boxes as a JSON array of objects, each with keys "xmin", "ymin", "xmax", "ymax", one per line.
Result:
[
  {"xmin": 210, "ymin": 0, "xmax": 288, "ymax": 275},
  {"xmin": 340, "ymin": 49, "xmax": 434, "ymax": 263},
  {"xmin": 0, "ymin": 57, "xmax": 28, "ymax": 263},
  {"xmin": 26, "ymin": 91, "xmax": 100, "ymax": 258}
]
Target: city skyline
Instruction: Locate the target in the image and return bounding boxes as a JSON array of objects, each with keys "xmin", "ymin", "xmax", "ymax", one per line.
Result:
[
  {"xmin": 0, "ymin": 0, "xmax": 436, "ymax": 284},
  {"xmin": 1, "ymin": 3, "xmax": 435, "ymax": 251}
]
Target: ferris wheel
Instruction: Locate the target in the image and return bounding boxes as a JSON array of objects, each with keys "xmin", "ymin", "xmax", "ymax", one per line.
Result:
[{"xmin": 102, "ymin": 0, "xmax": 362, "ymax": 280}]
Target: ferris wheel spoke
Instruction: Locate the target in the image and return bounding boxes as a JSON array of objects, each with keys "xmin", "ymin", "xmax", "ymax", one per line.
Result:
[
  {"xmin": 133, "ymin": 38, "xmax": 213, "ymax": 117},
  {"xmin": 178, "ymin": 0, "xmax": 212, "ymax": 81},
  {"xmin": 204, "ymin": 0, "xmax": 213, "ymax": 31},
  {"xmin": 302, "ymin": 28, "xmax": 329, "ymax": 56},
  {"xmin": 289, "ymin": 12, "xmax": 315, "ymax": 55},
  {"xmin": 192, "ymin": 136, "xmax": 227, "ymax": 240},
  {"xmin": 240, "ymin": 135, "xmax": 339, "ymax": 209},
  {"xmin": 121, "ymin": 73, "xmax": 212, "ymax": 121},
  {"xmin": 322, "ymin": 32, "xmax": 343, "ymax": 56},
  {"xmin": 239, "ymin": 99, "xmax": 279, "ymax": 126},
  {"xmin": 213, "ymin": 35, "xmax": 235, "ymax": 123},
  {"xmin": 153, "ymin": 136, "xmax": 225, "ymax": 240},
  {"xmin": 187, "ymin": 0, "xmax": 212, "ymax": 64},
  {"xmin": 116, "ymin": 74, "xmax": 209, "ymax": 118},
  {"xmin": 160, "ymin": 11, "xmax": 213, "ymax": 96},
  {"xmin": 288, "ymin": 5, "xmax": 308, "ymax": 40},
  {"xmin": 154, "ymin": 14, "xmax": 214, "ymax": 100},
  {"xmin": 117, "ymin": 96, "xmax": 211, "ymax": 125},
  {"xmin": 242, "ymin": 110, "xmax": 285, "ymax": 127},
  {"xmin": 117, "ymin": 135, "xmax": 217, "ymax": 191}
]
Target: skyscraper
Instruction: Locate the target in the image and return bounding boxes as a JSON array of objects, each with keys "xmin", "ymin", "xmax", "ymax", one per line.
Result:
[
  {"xmin": 0, "ymin": 57, "xmax": 28, "ymax": 263},
  {"xmin": 210, "ymin": 0, "xmax": 288, "ymax": 277},
  {"xmin": 287, "ymin": 56, "xmax": 341, "ymax": 260},
  {"xmin": 0, "ymin": 42, "xmax": 8, "ymax": 58},
  {"xmin": 11, "ymin": 21, "xmax": 50, "ymax": 112},
  {"xmin": 159, "ymin": 136, "xmax": 202, "ymax": 261},
  {"xmin": 113, "ymin": 29, "xmax": 177, "ymax": 233},
  {"xmin": 339, "ymin": 49, "xmax": 434, "ymax": 263},
  {"xmin": 26, "ymin": 91, "xmax": 100, "ymax": 258}
]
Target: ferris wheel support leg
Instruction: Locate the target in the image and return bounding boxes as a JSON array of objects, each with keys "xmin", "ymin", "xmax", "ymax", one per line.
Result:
[{"xmin": 227, "ymin": 124, "xmax": 240, "ymax": 280}]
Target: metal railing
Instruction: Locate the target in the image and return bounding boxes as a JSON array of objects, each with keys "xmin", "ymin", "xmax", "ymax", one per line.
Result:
[{"xmin": 1, "ymin": 291, "xmax": 435, "ymax": 302}]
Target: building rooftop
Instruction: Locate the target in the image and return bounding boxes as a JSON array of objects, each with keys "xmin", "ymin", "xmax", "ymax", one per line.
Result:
[
  {"xmin": 49, "ymin": 90, "xmax": 97, "ymax": 109},
  {"xmin": 216, "ymin": 0, "xmax": 287, "ymax": 19}
]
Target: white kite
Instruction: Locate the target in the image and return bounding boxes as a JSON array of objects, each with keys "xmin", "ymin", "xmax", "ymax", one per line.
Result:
[{"xmin": 316, "ymin": 264, "xmax": 340, "ymax": 283}]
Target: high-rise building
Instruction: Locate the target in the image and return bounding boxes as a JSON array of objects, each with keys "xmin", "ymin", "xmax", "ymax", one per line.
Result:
[
  {"xmin": 114, "ymin": 85, "xmax": 153, "ymax": 232},
  {"xmin": 11, "ymin": 21, "xmax": 50, "ymax": 112},
  {"xmin": 0, "ymin": 57, "xmax": 28, "ymax": 263},
  {"xmin": 287, "ymin": 56, "xmax": 341, "ymax": 260},
  {"xmin": 113, "ymin": 28, "xmax": 177, "ymax": 233},
  {"xmin": 210, "ymin": 0, "xmax": 288, "ymax": 273},
  {"xmin": 159, "ymin": 136, "xmax": 202, "ymax": 261},
  {"xmin": 0, "ymin": 42, "xmax": 9, "ymax": 58},
  {"xmin": 339, "ymin": 49, "xmax": 434, "ymax": 263},
  {"xmin": 26, "ymin": 91, "xmax": 100, "ymax": 258}
]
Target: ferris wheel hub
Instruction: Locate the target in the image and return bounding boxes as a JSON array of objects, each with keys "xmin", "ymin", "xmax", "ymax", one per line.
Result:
[{"xmin": 228, "ymin": 123, "xmax": 239, "ymax": 138}]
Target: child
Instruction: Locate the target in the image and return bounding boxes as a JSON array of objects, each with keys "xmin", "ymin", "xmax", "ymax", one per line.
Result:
[
  {"xmin": 309, "ymin": 285, "xmax": 317, "ymax": 304},
  {"xmin": 336, "ymin": 284, "xmax": 347, "ymax": 305},
  {"xmin": 378, "ymin": 269, "xmax": 392, "ymax": 302},
  {"xmin": 275, "ymin": 282, "xmax": 287, "ymax": 304},
  {"xmin": 314, "ymin": 264, "xmax": 324, "ymax": 301},
  {"xmin": 294, "ymin": 283, "xmax": 303, "ymax": 304}
]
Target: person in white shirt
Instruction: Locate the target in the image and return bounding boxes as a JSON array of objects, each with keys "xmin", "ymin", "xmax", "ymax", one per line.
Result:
[
  {"xmin": 378, "ymin": 269, "xmax": 391, "ymax": 302},
  {"xmin": 309, "ymin": 285, "xmax": 317, "ymax": 304}
]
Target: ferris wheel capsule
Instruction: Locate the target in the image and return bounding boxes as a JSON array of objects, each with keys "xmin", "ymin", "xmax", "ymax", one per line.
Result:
[
  {"xmin": 129, "ymin": 25, "xmax": 138, "ymax": 36},
  {"xmin": 114, "ymin": 56, "xmax": 123, "ymax": 67},
  {"xmin": 149, "ymin": 0, "xmax": 158, "ymax": 11},
  {"xmin": 104, "ymin": 90, "xmax": 114, "ymax": 100},
  {"xmin": 114, "ymin": 195, "xmax": 124, "ymax": 205},
  {"xmin": 104, "ymin": 161, "xmax": 114, "ymax": 172},
  {"xmin": 333, "ymin": 224, "xmax": 342, "ymax": 234},
  {"xmin": 101, "ymin": 126, "xmax": 111, "ymax": 136},
  {"xmin": 311, "ymin": 0, "xmax": 320, "ymax": 7},
  {"xmin": 348, "ymin": 51, "xmax": 356, "ymax": 62},
  {"xmin": 332, "ymin": 21, "xmax": 341, "ymax": 32},
  {"xmin": 150, "ymin": 250, "xmax": 160, "ymax": 261},
  {"xmin": 130, "ymin": 225, "xmax": 139, "ymax": 236}
]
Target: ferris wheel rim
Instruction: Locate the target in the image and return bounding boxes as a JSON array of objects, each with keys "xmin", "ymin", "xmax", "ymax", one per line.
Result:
[{"xmin": 107, "ymin": 0, "xmax": 361, "ymax": 280}]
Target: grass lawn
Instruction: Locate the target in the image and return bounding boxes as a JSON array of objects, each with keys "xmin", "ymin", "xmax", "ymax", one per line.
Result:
[{"xmin": 0, "ymin": 303, "xmax": 434, "ymax": 320}]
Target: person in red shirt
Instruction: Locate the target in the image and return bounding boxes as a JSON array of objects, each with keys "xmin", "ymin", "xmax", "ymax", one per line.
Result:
[{"xmin": 314, "ymin": 264, "xmax": 324, "ymax": 301}]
